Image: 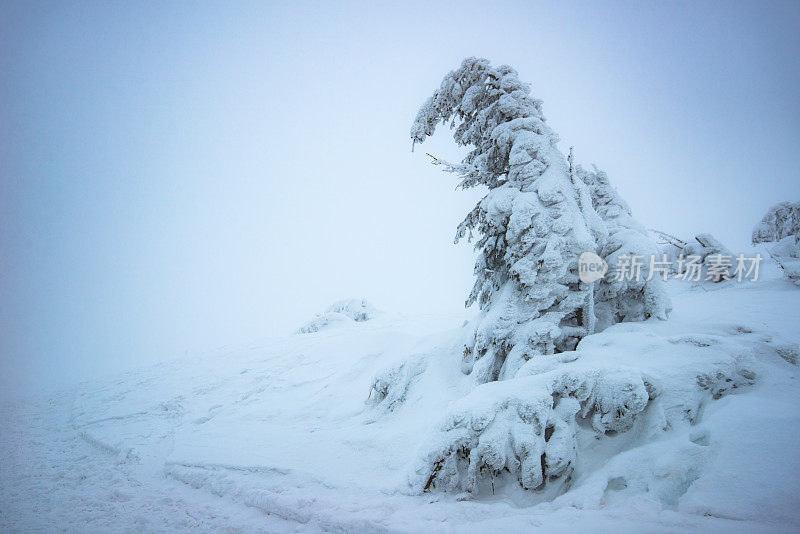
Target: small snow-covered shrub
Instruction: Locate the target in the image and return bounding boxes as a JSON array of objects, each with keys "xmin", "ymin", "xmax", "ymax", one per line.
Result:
[
  {"xmin": 683, "ymin": 234, "xmax": 733, "ymax": 260},
  {"xmin": 695, "ymin": 366, "xmax": 756, "ymax": 400},
  {"xmin": 410, "ymin": 366, "xmax": 658, "ymax": 494},
  {"xmin": 369, "ymin": 356, "xmax": 426, "ymax": 413},
  {"xmin": 751, "ymin": 203, "xmax": 800, "ymax": 287},
  {"xmin": 296, "ymin": 299, "xmax": 377, "ymax": 334},
  {"xmin": 296, "ymin": 313, "xmax": 350, "ymax": 334},
  {"xmin": 752, "ymin": 201, "xmax": 800, "ymax": 244},
  {"xmin": 655, "ymin": 230, "xmax": 773, "ymax": 284},
  {"xmin": 768, "ymin": 235, "xmax": 800, "ymax": 287},
  {"xmin": 326, "ymin": 299, "xmax": 376, "ymax": 322},
  {"xmin": 650, "ymin": 232, "xmax": 735, "ymax": 283}
]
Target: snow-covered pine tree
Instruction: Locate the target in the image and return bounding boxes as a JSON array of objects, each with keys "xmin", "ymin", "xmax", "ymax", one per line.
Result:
[
  {"xmin": 404, "ymin": 58, "xmax": 681, "ymax": 495},
  {"xmin": 752, "ymin": 201, "xmax": 800, "ymax": 244},
  {"xmin": 411, "ymin": 58, "xmax": 606, "ymax": 382},
  {"xmin": 576, "ymin": 165, "xmax": 672, "ymax": 330}
]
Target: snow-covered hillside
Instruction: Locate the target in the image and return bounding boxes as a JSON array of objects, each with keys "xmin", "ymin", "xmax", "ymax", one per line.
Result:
[{"xmin": 2, "ymin": 258, "xmax": 799, "ymax": 533}]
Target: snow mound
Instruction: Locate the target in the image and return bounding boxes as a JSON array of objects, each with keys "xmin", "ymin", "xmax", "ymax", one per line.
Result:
[
  {"xmin": 408, "ymin": 318, "xmax": 788, "ymax": 498},
  {"xmin": 296, "ymin": 298, "xmax": 378, "ymax": 334}
]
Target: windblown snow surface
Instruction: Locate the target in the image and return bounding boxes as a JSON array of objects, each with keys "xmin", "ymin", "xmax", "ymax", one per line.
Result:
[{"xmin": 2, "ymin": 259, "xmax": 799, "ymax": 533}]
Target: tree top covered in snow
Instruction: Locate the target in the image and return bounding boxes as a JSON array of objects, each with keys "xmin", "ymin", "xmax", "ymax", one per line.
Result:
[{"xmin": 411, "ymin": 57, "xmax": 555, "ymax": 191}]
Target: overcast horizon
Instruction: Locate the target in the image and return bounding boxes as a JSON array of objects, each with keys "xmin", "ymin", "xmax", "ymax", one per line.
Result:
[{"xmin": 2, "ymin": 0, "xmax": 799, "ymax": 399}]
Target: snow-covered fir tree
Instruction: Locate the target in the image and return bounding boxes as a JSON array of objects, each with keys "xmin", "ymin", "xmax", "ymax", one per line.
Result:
[
  {"xmin": 411, "ymin": 58, "xmax": 606, "ymax": 382},
  {"xmin": 410, "ymin": 58, "xmax": 672, "ymax": 383},
  {"xmin": 576, "ymin": 165, "xmax": 671, "ymax": 330},
  {"xmin": 401, "ymin": 58, "xmax": 679, "ymax": 494},
  {"xmin": 752, "ymin": 201, "xmax": 800, "ymax": 244}
]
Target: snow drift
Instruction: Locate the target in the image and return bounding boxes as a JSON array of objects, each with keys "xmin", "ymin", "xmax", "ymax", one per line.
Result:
[{"xmin": 4, "ymin": 266, "xmax": 798, "ymax": 532}]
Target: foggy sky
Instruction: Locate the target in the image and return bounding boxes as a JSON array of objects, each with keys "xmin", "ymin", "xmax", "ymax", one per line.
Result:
[{"xmin": 2, "ymin": 0, "xmax": 799, "ymax": 398}]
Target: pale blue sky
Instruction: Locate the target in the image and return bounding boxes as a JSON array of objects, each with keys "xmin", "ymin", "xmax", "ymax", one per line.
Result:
[{"xmin": 2, "ymin": 0, "xmax": 799, "ymax": 397}]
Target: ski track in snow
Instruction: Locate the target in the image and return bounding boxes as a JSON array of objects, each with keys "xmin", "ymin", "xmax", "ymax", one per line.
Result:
[
  {"xmin": 2, "ymin": 265, "xmax": 800, "ymax": 533},
  {"xmin": 0, "ymin": 392, "xmax": 310, "ymax": 533}
]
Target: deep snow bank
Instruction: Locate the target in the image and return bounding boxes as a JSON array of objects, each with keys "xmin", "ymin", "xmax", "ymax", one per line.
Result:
[{"xmin": 3, "ymin": 261, "xmax": 799, "ymax": 533}]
